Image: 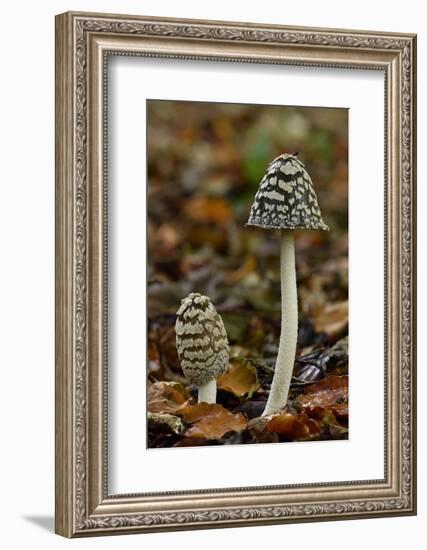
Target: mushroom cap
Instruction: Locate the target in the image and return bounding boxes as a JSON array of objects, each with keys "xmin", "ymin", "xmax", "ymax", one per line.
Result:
[
  {"xmin": 246, "ymin": 154, "xmax": 329, "ymax": 231},
  {"xmin": 175, "ymin": 293, "xmax": 230, "ymax": 386}
]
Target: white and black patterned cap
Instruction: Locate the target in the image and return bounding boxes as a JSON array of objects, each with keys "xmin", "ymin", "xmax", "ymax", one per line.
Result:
[
  {"xmin": 175, "ymin": 293, "xmax": 230, "ymax": 386},
  {"xmin": 246, "ymin": 154, "xmax": 329, "ymax": 230}
]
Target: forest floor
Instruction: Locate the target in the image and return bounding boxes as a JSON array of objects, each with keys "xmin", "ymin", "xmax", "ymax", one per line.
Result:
[{"xmin": 147, "ymin": 100, "xmax": 348, "ymax": 448}]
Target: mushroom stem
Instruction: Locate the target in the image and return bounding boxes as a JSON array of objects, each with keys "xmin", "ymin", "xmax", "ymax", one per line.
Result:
[
  {"xmin": 262, "ymin": 229, "xmax": 298, "ymax": 416},
  {"xmin": 198, "ymin": 379, "xmax": 217, "ymax": 404}
]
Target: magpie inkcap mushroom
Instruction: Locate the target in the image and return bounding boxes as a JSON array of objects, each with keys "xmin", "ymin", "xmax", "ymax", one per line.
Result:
[
  {"xmin": 246, "ymin": 153, "xmax": 329, "ymax": 416},
  {"xmin": 247, "ymin": 153, "xmax": 329, "ymax": 231},
  {"xmin": 175, "ymin": 293, "xmax": 230, "ymax": 404}
]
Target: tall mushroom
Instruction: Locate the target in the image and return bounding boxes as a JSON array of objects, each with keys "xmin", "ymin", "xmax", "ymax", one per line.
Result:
[
  {"xmin": 246, "ymin": 153, "xmax": 328, "ymax": 416},
  {"xmin": 175, "ymin": 293, "xmax": 230, "ymax": 404}
]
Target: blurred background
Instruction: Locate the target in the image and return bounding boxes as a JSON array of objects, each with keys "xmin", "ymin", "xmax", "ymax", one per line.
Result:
[{"xmin": 147, "ymin": 99, "xmax": 348, "ymax": 391}]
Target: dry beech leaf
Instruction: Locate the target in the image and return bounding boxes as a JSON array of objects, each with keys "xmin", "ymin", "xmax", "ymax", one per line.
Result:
[
  {"xmin": 312, "ymin": 300, "xmax": 348, "ymax": 338},
  {"xmin": 247, "ymin": 415, "xmax": 279, "ymax": 444},
  {"xmin": 266, "ymin": 412, "xmax": 321, "ymax": 439},
  {"xmin": 217, "ymin": 359, "xmax": 260, "ymax": 398},
  {"xmin": 187, "ymin": 226, "xmax": 227, "ymax": 251},
  {"xmin": 184, "ymin": 197, "xmax": 233, "ymax": 226},
  {"xmin": 147, "ymin": 412, "xmax": 185, "ymax": 435},
  {"xmin": 297, "ymin": 375, "xmax": 348, "ymax": 417},
  {"xmin": 147, "ymin": 381, "xmax": 191, "ymax": 414},
  {"xmin": 177, "ymin": 403, "xmax": 247, "ymax": 439}
]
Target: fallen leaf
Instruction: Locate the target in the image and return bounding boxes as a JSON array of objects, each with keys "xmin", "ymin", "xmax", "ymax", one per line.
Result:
[
  {"xmin": 179, "ymin": 253, "xmax": 210, "ymax": 275},
  {"xmin": 187, "ymin": 225, "xmax": 227, "ymax": 252},
  {"xmin": 153, "ymin": 223, "xmax": 182, "ymax": 256},
  {"xmin": 294, "ymin": 363, "xmax": 324, "ymax": 383},
  {"xmin": 247, "ymin": 415, "xmax": 280, "ymax": 443},
  {"xmin": 328, "ymin": 422, "xmax": 349, "ymax": 438},
  {"xmin": 322, "ymin": 336, "xmax": 349, "ymax": 375},
  {"xmin": 147, "ymin": 381, "xmax": 191, "ymax": 414},
  {"xmin": 217, "ymin": 359, "xmax": 260, "ymax": 398},
  {"xmin": 156, "ymin": 325, "xmax": 181, "ymax": 373},
  {"xmin": 297, "ymin": 375, "xmax": 348, "ymax": 417},
  {"xmin": 147, "ymin": 341, "xmax": 165, "ymax": 380},
  {"xmin": 317, "ymin": 410, "xmax": 348, "ymax": 439},
  {"xmin": 147, "ymin": 412, "xmax": 185, "ymax": 435},
  {"xmin": 184, "ymin": 197, "xmax": 233, "ymax": 226},
  {"xmin": 226, "ymin": 256, "xmax": 256, "ymax": 284},
  {"xmin": 312, "ymin": 300, "xmax": 348, "ymax": 339},
  {"xmin": 177, "ymin": 403, "xmax": 247, "ymax": 439},
  {"xmin": 266, "ymin": 412, "xmax": 321, "ymax": 439},
  {"xmin": 299, "ymin": 274, "xmax": 328, "ymax": 316},
  {"xmin": 233, "ymin": 399, "xmax": 267, "ymax": 420}
]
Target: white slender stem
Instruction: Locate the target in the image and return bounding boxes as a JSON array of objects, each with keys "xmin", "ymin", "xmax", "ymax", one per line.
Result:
[
  {"xmin": 262, "ymin": 229, "xmax": 298, "ymax": 416},
  {"xmin": 198, "ymin": 379, "xmax": 217, "ymax": 404}
]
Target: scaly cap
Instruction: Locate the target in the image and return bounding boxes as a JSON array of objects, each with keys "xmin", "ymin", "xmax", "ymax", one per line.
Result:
[
  {"xmin": 175, "ymin": 293, "xmax": 229, "ymax": 386},
  {"xmin": 246, "ymin": 154, "xmax": 329, "ymax": 231}
]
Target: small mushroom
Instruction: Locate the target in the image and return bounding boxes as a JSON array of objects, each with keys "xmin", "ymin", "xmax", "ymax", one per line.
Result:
[
  {"xmin": 175, "ymin": 293, "xmax": 230, "ymax": 404},
  {"xmin": 246, "ymin": 153, "xmax": 328, "ymax": 416}
]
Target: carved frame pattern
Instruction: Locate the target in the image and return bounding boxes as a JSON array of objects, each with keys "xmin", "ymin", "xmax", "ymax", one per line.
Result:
[{"xmin": 55, "ymin": 11, "xmax": 416, "ymax": 537}]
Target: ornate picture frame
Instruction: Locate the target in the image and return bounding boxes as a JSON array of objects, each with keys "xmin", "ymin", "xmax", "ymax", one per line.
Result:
[{"xmin": 55, "ymin": 11, "xmax": 416, "ymax": 537}]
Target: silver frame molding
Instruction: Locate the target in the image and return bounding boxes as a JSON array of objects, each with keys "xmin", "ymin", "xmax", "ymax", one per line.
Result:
[{"xmin": 55, "ymin": 11, "xmax": 417, "ymax": 538}]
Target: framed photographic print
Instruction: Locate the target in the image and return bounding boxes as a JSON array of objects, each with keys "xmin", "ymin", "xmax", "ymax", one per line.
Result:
[{"xmin": 55, "ymin": 11, "xmax": 417, "ymax": 537}]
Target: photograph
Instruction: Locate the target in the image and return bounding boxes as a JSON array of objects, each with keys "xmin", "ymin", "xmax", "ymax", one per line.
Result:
[{"xmin": 146, "ymin": 99, "xmax": 349, "ymax": 448}]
